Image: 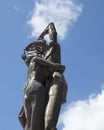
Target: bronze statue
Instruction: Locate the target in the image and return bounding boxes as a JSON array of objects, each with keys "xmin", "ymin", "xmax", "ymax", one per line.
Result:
[
  {"xmin": 18, "ymin": 23, "xmax": 68, "ymax": 130},
  {"xmin": 19, "ymin": 40, "xmax": 47, "ymax": 130}
]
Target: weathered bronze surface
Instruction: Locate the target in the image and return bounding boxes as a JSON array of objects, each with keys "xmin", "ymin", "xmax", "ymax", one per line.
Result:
[{"xmin": 18, "ymin": 23, "xmax": 68, "ymax": 130}]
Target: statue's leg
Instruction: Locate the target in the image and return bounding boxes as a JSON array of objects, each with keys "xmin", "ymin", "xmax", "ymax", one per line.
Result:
[
  {"xmin": 45, "ymin": 94, "xmax": 62, "ymax": 130},
  {"xmin": 30, "ymin": 81, "xmax": 46, "ymax": 130},
  {"xmin": 24, "ymin": 94, "xmax": 32, "ymax": 130},
  {"xmin": 45, "ymin": 72, "xmax": 64, "ymax": 130}
]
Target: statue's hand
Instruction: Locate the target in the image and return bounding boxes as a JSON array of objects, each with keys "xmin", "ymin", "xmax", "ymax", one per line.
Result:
[
  {"xmin": 23, "ymin": 83, "xmax": 28, "ymax": 90},
  {"xmin": 38, "ymin": 36, "xmax": 44, "ymax": 40},
  {"xmin": 21, "ymin": 53, "xmax": 26, "ymax": 60}
]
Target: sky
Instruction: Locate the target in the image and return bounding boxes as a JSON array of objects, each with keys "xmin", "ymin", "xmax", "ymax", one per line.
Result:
[{"xmin": 0, "ymin": 0, "xmax": 104, "ymax": 130}]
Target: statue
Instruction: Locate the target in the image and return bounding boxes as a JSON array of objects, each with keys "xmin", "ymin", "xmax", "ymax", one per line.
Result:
[{"xmin": 18, "ymin": 23, "xmax": 68, "ymax": 130}]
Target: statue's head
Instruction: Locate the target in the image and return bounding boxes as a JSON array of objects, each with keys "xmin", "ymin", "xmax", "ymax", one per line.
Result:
[
  {"xmin": 34, "ymin": 39, "xmax": 47, "ymax": 55},
  {"xmin": 22, "ymin": 39, "xmax": 47, "ymax": 65},
  {"xmin": 25, "ymin": 39, "xmax": 47, "ymax": 54}
]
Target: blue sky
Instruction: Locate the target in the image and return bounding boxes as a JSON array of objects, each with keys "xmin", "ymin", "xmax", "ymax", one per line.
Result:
[{"xmin": 0, "ymin": 0, "xmax": 104, "ymax": 130}]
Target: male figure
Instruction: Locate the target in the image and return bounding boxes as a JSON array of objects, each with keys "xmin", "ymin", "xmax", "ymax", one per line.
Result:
[{"xmin": 38, "ymin": 23, "xmax": 68, "ymax": 130}]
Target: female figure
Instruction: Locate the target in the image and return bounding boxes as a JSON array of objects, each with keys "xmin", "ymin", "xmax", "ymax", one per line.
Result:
[{"xmin": 19, "ymin": 40, "xmax": 47, "ymax": 130}]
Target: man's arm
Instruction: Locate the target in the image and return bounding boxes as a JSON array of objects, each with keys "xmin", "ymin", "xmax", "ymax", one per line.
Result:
[
  {"xmin": 38, "ymin": 23, "xmax": 57, "ymax": 43},
  {"xmin": 31, "ymin": 56, "xmax": 65, "ymax": 73}
]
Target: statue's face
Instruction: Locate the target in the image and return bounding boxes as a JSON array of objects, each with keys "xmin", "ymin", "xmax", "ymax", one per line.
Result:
[
  {"xmin": 35, "ymin": 43, "xmax": 48, "ymax": 55},
  {"xmin": 35, "ymin": 46, "xmax": 43, "ymax": 54}
]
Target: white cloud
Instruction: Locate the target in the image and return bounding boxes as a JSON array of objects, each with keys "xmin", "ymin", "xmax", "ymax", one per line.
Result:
[
  {"xmin": 27, "ymin": 0, "xmax": 82, "ymax": 40},
  {"xmin": 59, "ymin": 90, "xmax": 104, "ymax": 130}
]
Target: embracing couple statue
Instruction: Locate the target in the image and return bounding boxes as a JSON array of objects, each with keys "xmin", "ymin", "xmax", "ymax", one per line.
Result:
[{"xmin": 18, "ymin": 23, "xmax": 68, "ymax": 130}]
